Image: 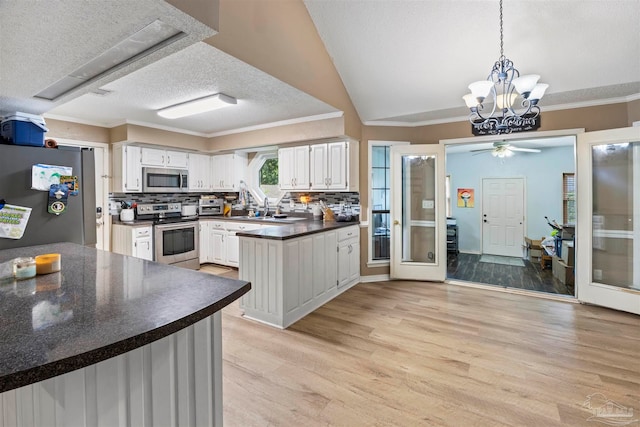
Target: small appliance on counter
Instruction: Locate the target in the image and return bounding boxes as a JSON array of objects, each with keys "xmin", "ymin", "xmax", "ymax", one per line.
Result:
[
  {"xmin": 181, "ymin": 204, "xmax": 198, "ymax": 218},
  {"xmin": 198, "ymin": 196, "xmax": 224, "ymax": 216}
]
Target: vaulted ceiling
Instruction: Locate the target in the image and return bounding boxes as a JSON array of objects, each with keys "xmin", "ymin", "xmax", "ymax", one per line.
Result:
[{"xmin": 1, "ymin": 0, "xmax": 638, "ymax": 137}]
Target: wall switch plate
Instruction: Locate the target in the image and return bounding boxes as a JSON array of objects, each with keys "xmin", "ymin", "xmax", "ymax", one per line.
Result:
[
  {"xmin": 422, "ymin": 200, "xmax": 434, "ymax": 209},
  {"xmin": 593, "ymin": 269, "xmax": 603, "ymax": 281},
  {"xmin": 289, "ymin": 200, "xmax": 295, "ymax": 209}
]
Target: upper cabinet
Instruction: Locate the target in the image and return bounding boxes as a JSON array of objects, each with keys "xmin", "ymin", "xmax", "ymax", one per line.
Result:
[
  {"xmin": 280, "ymin": 141, "xmax": 358, "ymax": 192},
  {"xmin": 188, "ymin": 153, "xmax": 212, "ymax": 192},
  {"xmin": 211, "ymin": 153, "xmax": 247, "ymax": 191},
  {"xmin": 141, "ymin": 147, "xmax": 189, "ymax": 169},
  {"xmin": 279, "ymin": 146, "xmax": 310, "ymax": 190},
  {"xmin": 112, "ymin": 144, "xmax": 142, "ymax": 193},
  {"xmin": 310, "ymin": 142, "xmax": 348, "ymax": 190}
]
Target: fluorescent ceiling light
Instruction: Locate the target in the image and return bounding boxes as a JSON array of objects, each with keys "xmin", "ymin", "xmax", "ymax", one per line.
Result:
[
  {"xmin": 157, "ymin": 93, "xmax": 237, "ymax": 119},
  {"xmin": 35, "ymin": 20, "xmax": 185, "ymax": 101}
]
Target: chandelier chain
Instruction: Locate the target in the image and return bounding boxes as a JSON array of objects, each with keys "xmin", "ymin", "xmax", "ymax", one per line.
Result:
[{"xmin": 499, "ymin": 0, "xmax": 504, "ymax": 60}]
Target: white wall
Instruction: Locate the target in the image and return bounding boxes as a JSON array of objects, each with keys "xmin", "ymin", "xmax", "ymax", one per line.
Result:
[{"xmin": 446, "ymin": 145, "xmax": 575, "ymax": 254}]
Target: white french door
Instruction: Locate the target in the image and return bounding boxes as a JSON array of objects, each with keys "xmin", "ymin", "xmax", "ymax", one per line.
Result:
[
  {"xmin": 390, "ymin": 144, "xmax": 446, "ymax": 281},
  {"xmin": 482, "ymin": 178, "xmax": 525, "ymax": 257},
  {"xmin": 576, "ymin": 126, "xmax": 640, "ymax": 315}
]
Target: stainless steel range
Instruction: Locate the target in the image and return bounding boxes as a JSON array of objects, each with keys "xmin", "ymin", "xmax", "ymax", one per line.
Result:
[{"xmin": 136, "ymin": 202, "xmax": 200, "ymax": 270}]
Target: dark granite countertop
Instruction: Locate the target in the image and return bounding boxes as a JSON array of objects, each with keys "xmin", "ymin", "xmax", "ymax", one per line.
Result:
[
  {"xmin": 235, "ymin": 219, "xmax": 360, "ymax": 240},
  {"xmin": 0, "ymin": 242, "xmax": 250, "ymax": 393}
]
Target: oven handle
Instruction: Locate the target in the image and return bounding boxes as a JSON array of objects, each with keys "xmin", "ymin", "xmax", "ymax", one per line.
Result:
[{"xmin": 154, "ymin": 221, "xmax": 198, "ymax": 231}]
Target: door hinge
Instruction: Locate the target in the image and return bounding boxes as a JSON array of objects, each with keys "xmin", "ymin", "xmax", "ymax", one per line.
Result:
[{"xmin": 337, "ymin": 246, "xmax": 339, "ymax": 252}]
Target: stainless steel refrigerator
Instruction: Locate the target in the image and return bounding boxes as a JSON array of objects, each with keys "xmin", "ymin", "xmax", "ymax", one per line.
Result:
[{"xmin": 0, "ymin": 144, "xmax": 96, "ymax": 250}]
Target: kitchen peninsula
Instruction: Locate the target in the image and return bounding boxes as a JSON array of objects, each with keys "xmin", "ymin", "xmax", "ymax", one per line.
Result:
[
  {"xmin": 236, "ymin": 218, "xmax": 360, "ymax": 328},
  {"xmin": 0, "ymin": 242, "xmax": 250, "ymax": 427}
]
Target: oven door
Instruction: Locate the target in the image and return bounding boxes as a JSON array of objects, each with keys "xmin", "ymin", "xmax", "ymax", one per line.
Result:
[
  {"xmin": 143, "ymin": 167, "xmax": 188, "ymax": 193},
  {"xmin": 154, "ymin": 221, "xmax": 200, "ymax": 269}
]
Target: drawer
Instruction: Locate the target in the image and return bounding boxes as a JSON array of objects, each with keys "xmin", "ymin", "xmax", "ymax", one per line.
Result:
[
  {"xmin": 134, "ymin": 226, "xmax": 152, "ymax": 238},
  {"xmin": 338, "ymin": 226, "xmax": 359, "ymax": 242},
  {"xmin": 226, "ymin": 222, "xmax": 262, "ymax": 232},
  {"xmin": 209, "ymin": 221, "xmax": 226, "ymax": 229}
]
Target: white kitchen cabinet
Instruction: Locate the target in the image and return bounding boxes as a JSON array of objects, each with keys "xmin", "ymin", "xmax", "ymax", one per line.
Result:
[
  {"xmin": 141, "ymin": 147, "xmax": 189, "ymax": 169},
  {"xmin": 199, "ymin": 220, "xmax": 263, "ymax": 267},
  {"xmin": 239, "ymin": 227, "xmax": 355, "ymax": 329},
  {"xmin": 310, "ymin": 142, "xmax": 347, "ymax": 190},
  {"xmin": 310, "ymin": 141, "xmax": 359, "ymax": 191},
  {"xmin": 211, "ymin": 153, "xmax": 247, "ymax": 191},
  {"xmin": 278, "ymin": 145, "xmax": 310, "ymax": 190},
  {"xmin": 112, "ymin": 144, "xmax": 142, "ymax": 193},
  {"xmin": 112, "ymin": 224, "xmax": 154, "ymax": 261},
  {"xmin": 337, "ymin": 225, "xmax": 360, "ymax": 288},
  {"xmin": 199, "ymin": 221, "xmax": 211, "ymax": 263},
  {"xmin": 189, "ymin": 153, "xmax": 212, "ymax": 192}
]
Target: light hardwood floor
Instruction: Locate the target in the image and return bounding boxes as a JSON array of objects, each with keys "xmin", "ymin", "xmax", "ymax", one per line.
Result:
[{"xmin": 218, "ymin": 273, "xmax": 639, "ymax": 426}]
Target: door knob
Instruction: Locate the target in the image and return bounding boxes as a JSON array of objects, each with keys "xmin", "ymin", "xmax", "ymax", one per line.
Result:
[{"xmin": 393, "ymin": 220, "xmax": 400, "ymax": 225}]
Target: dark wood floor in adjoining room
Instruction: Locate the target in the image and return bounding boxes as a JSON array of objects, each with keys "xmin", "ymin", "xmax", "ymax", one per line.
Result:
[
  {"xmin": 447, "ymin": 252, "xmax": 574, "ymax": 296},
  {"xmin": 220, "ymin": 280, "xmax": 639, "ymax": 427}
]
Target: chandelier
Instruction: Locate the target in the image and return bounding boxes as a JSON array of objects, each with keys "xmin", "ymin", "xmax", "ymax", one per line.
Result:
[{"xmin": 463, "ymin": 0, "xmax": 548, "ymax": 134}]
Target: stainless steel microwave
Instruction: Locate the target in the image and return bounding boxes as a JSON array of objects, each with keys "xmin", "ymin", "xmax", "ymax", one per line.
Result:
[{"xmin": 142, "ymin": 167, "xmax": 188, "ymax": 193}]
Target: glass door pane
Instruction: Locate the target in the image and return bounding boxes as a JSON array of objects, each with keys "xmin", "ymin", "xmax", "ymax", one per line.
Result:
[
  {"xmin": 591, "ymin": 141, "xmax": 637, "ymax": 290},
  {"xmin": 401, "ymin": 155, "xmax": 437, "ymax": 264},
  {"xmin": 390, "ymin": 144, "xmax": 445, "ymax": 281},
  {"xmin": 576, "ymin": 127, "xmax": 640, "ymax": 315}
]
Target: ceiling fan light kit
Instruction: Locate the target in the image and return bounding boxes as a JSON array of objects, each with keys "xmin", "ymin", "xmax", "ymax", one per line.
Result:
[
  {"xmin": 463, "ymin": 0, "xmax": 549, "ymax": 134},
  {"xmin": 471, "ymin": 141, "xmax": 542, "ymax": 158}
]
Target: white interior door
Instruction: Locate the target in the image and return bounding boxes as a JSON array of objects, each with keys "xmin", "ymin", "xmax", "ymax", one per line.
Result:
[
  {"xmin": 482, "ymin": 178, "xmax": 525, "ymax": 257},
  {"xmin": 576, "ymin": 127, "xmax": 640, "ymax": 315},
  {"xmin": 390, "ymin": 144, "xmax": 446, "ymax": 281}
]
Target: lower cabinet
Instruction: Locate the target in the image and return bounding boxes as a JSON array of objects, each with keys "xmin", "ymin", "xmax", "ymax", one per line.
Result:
[
  {"xmin": 112, "ymin": 224, "xmax": 153, "ymax": 261},
  {"xmin": 199, "ymin": 220, "xmax": 262, "ymax": 267},
  {"xmin": 239, "ymin": 227, "xmax": 358, "ymax": 329},
  {"xmin": 337, "ymin": 226, "xmax": 360, "ymax": 288}
]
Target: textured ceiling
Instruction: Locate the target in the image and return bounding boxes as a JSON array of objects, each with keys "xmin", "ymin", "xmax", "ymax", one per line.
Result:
[
  {"xmin": 1, "ymin": 1, "xmax": 638, "ymax": 138},
  {"xmin": 48, "ymin": 42, "xmax": 340, "ymax": 135},
  {"xmin": 0, "ymin": 0, "xmax": 215, "ymax": 117}
]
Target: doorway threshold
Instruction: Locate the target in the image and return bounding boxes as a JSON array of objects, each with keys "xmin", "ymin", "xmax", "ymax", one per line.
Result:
[{"xmin": 445, "ymin": 279, "xmax": 579, "ymax": 303}]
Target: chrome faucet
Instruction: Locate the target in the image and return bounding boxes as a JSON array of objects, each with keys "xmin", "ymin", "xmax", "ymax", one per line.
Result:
[{"xmin": 263, "ymin": 197, "xmax": 270, "ymax": 217}]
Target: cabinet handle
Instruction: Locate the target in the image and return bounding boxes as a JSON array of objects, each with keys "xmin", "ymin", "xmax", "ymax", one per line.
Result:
[
  {"xmin": 162, "ymin": 155, "xmax": 165, "ymax": 164},
  {"xmin": 348, "ymin": 244, "xmax": 352, "ymax": 254}
]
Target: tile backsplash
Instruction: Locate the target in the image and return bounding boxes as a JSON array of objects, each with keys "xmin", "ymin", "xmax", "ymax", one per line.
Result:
[{"xmin": 109, "ymin": 191, "xmax": 360, "ymax": 216}]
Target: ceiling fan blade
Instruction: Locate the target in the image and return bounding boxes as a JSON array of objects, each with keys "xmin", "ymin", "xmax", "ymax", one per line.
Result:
[
  {"xmin": 469, "ymin": 148, "xmax": 494, "ymax": 153},
  {"xmin": 509, "ymin": 147, "xmax": 541, "ymax": 153}
]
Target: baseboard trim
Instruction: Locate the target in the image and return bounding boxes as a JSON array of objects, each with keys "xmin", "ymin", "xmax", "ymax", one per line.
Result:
[{"xmin": 360, "ymin": 274, "xmax": 391, "ymax": 283}]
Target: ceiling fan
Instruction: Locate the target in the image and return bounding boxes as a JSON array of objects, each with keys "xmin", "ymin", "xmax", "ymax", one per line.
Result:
[{"xmin": 470, "ymin": 141, "xmax": 541, "ymax": 158}]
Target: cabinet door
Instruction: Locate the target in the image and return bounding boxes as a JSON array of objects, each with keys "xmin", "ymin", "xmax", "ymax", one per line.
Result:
[
  {"xmin": 141, "ymin": 147, "xmax": 166, "ymax": 167},
  {"xmin": 211, "ymin": 155, "xmax": 225, "ymax": 190},
  {"xmin": 348, "ymin": 241, "xmax": 360, "ymax": 283},
  {"xmin": 124, "ymin": 146, "xmax": 142, "ymax": 192},
  {"xmin": 292, "ymin": 146, "xmax": 310, "ymax": 189},
  {"xmin": 199, "ymin": 222, "xmax": 210, "ymax": 263},
  {"xmin": 310, "ymin": 144, "xmax": 328, "ymax": 190},
  {"xmin": 327, "ymin": 142, "xmax": 347, "ymax": 190},
  {"xmin": 166, "ymin": 150, "xmax": 188, "ymax": 169},
  {"xmin": 134, "ymin": 236, "xmax": 154, "ymax": 261},
  {"xmin": 337, "ymin": 240, "xmax": 351, "ymax": 288},
  {"xmin": 278, "ymin": 148, "xmax": 295, "ymax": 190},
  {"xmin": 210, "ymin": 230, "xmax": 225, "ymax": 265},
  {"xmin": 226, "ymin": 233, "xmax": 239, "ymax": 267}
]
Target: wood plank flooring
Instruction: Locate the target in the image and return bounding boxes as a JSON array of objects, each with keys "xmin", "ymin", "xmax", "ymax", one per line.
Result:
[
  {"xmin": 448, "ymin": 253, "xmax": 574, "ymax": 296},
  {"xmin": 219, "ymin": 276, "xmax": 639, "ymax": 426}
]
